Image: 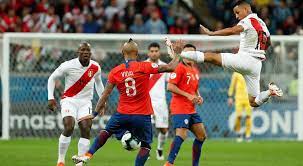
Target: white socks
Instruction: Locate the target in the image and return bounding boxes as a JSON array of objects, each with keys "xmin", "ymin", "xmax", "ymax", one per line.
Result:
[
  {"xmin": 157, "ymin": 132, "xmax": 168, "ymax": 150},
  {"xmin": 78, "ymin": 138, "xmax": 90, "ymax": 155},
  {"xmin": 181, "ymin": 51, "xmax": 205, "ymax": 62},
  {"xmin": 255, "ymin": 90, "xmax": 271, "ymax": 106},
  {"xmin": 58, "ymin": 134, "xmax": 71, "ymax": 163}
]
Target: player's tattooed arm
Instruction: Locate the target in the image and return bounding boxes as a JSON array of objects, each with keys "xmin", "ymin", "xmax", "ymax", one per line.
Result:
[
  {"xmin": 94, "ymin": 82, "xmax": 115, "ymax": 117},
  {"xmin": 158, "ymin": 40, "xmax": 183, "ymax": 73},
  {"xmin": 200, "ymin": 24, "xmax": 244, "ymax": 36},
  {"xmin": 168, "ymin": 83, "xmax": 200, "ymax": 104}
]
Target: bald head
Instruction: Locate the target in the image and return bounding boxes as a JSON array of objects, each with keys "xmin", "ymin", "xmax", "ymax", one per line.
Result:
[
  {"xmin": 233, "ymin": 1, "xmax": 252, "ymax": 20},
  {"xmin": 77, "ymin": 42, "xmax": 92, "ymax": 66},
  {"xmin": 122, "ymin": 38, "xmax": 139, "ymax": 59}
]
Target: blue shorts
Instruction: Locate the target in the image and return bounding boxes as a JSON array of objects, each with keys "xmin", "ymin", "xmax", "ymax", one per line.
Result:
[
  {"xmin": 105, "ymin": 112, "xmax": 153, "ymax": 144},
  {"xmin": 172, "ymin": 113, "xmax": 202, "ymax": 129}
]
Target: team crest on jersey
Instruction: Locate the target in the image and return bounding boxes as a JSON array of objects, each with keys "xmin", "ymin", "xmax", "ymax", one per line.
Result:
[
  {"xmin": 170, "ymin": 73, "xmax": 177, "ymax": 79},
  {"xmin": 88, "ymin": 70, "xmax": 93, "ymax": 77},
  {"xmin": 151, "ymin": 63, "xmax": 158, "ymax": 68},
  {"xmin": 184, "ymin": 119, "xmax": 189, "ymax": 125}
]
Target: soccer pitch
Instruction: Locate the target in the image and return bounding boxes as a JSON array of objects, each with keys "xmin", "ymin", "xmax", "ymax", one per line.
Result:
[{"xmin": 0, "ymin": 139, "xmax": 302, "ymax": 166}]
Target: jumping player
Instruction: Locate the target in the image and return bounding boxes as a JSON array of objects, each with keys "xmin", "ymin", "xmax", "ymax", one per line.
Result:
[
  {"xmin": 164, "ymin": 44, "xmax": 206, "ymax": 166},
  {"xmin": 180, "ymin": 0, "xmax": 283, "ymax": 107},
  {"xmin": 72, "ymin": 38, "xmax": 182, "ymax": 166},
  {"xmin": 48, "ymin": 42, "xmax": 104, "ymax": 166}
]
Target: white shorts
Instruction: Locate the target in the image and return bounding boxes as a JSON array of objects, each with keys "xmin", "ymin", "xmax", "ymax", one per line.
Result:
[
  {"xmin": 221, "ymin": 53, "xmax": 262, "ymax": 97},
  {"xmin": 60, "ymin": 98, "xmax": 92, "ymax": 121},
  {"xmin": 151, "ymin": 102, "xmax": 169, "ymax": 128}
]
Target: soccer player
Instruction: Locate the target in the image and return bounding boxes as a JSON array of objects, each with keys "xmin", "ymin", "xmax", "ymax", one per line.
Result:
[
  {"xmin": 228, "ymin": 72, "xmax": 252, "ymax": 142},
  {"xmin": 180, "ymin": 0, "xmax": 283, "ymax": 108},
  {"xmin": 48, "ymin": 42, "xmax": 104, "ymax": 166},
  {"xmin": 72, "ymin": 38, "xmax": 182, "ymax": 166},
  {"xmin": 146, "ymin": 42, "xmax": 170, "ymax": 160},
  {"xmin": 164, "ymin": 44, "xmax": 206, "ymax": 166}
]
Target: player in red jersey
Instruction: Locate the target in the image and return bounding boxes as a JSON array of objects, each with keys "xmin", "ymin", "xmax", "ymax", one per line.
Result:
[
  {"xmin": 72, "ymin": 38, "xmax": 182, "ymax": 166},
  {"xmin": 164, "ymin": 44, "xmax": 206, "ymax": 166}
]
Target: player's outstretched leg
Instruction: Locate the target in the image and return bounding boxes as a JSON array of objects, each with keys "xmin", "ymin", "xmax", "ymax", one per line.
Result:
[
  {"xmin": 57, "ymin": 116, "xmax": 75, "ymax": 166},
  {"xmin": 180, "ymin": 51, "xmax": 223, "ymax": 66},
  {"xmin": 190, "ymin": 123, "xmax": 207, "ymax": 166},
  {"xmin": 250, "ymin": 83, "xmax": 283, "ymax": 107},
  {"xmin": 165, "ymin": 128, "xmax": 187, "ymax": 166},
  {"xmin": 135, "ymin": 142, "xmax": 151, "ymax": 166},
  {"xmin": 72, "ymin": 130, "xmax": 111, "ymax": 164}
]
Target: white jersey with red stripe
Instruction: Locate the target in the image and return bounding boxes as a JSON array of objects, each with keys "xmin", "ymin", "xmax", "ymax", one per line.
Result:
[
  {"xmin": 237, "ymin": 13, "xmax": 270, "ymax": 59},
  {"xmin": 146, "ymin": 59, "xmax": 170, "ymax": 103},
  {"xmin": 48, "ymin": 58, "xmax": 104, "ymax": 101}
]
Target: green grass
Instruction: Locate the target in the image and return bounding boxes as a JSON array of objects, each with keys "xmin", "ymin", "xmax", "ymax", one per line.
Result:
[{"xmin": 0, "ymin": 138, "xmax": 302, "ymax": 166}]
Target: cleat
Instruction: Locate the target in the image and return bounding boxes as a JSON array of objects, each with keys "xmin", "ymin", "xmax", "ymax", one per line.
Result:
[
  {"xmin": 268, "ymin": 83, "xmax": 283, "ymax": 97},
  {"xmin": 56, "ymin": 162, "xmax": 64, "ymax": 166},
  {"xmin": 156, "ymin": 149, "xmax": 164, "ymax": 161},
  {"xmin": 163, "ymin": 161, "xmax": 174, "ymax": 166},
  {"xmin": 72, "ymin": 153, "xmax": 92, "ymax": 164}
]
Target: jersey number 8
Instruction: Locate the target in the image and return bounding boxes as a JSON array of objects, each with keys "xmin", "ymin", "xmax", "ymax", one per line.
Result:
[{"xmin": 125, "ymin": 77, "xmax": 136, "ymax": 97}]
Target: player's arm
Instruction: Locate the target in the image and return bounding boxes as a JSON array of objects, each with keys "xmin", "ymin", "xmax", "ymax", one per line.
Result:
[
  {"xmin": 200, "ymin": 24, "xmax": 244, "ymax": 36},
  {"xmin": 227, "ymin": 73, "xmax": 237, "ymax": 107},
  {"xmin": 158, "ymin": 39, "xmax": 183, "ymax": 73},
  {"xmin": 167, "ymin": 83, "xmax": 200, "ymax": 104},
  {"xmin": 47, "ymin": 64, "xmax": 65, "ymax": 111},
  {"xmin": 94, "ymin": 66, "xmax": 105, "ymax": 98},
  {"xmin": 195, "ymin": 89, "xmax": 203, "ymax": 105},
  {"xmin": 93, "ymin": 82, "xmax": 115, "ymax": 117}
]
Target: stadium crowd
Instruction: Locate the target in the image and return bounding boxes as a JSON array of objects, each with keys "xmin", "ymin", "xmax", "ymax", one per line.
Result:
[
  {"xmin": 208, "ymin": 0, "xmax": 303, "ymax": 35},
  {"xmin": 1, "ymin": 0, "xmax": 302, "ymax": 35},
  {"xmin": 0, "ymin": 0, "xmax": 200, "ymax": 34}
]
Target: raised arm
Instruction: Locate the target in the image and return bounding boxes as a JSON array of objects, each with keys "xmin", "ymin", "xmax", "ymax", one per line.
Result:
[
  {"xmin": 200, "ymin": 24, "xmax": 244, "ymax": 36},
  {"xmin": 158, "ymin": 39, "xmax": 183, "ymax": 73},
  {"xmin": 94, "ymin": 82, "xmax": 115, "ymax": 116}
]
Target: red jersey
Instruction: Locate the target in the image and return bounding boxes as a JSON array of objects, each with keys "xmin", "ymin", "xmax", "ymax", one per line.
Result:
[
  {"xmin": 108, "ymin": 61, "xmax": 159, "ymax": 115},
  {"xmin": 169, "ymin": 62, "xmax": 200, "ymax": 115}
]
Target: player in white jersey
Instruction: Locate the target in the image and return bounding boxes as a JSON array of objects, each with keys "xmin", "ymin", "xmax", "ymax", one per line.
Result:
[
  {"xmin": 179, "ymin": 0, "xmax": 283, "ymax": 108},
  {"xmin": 47, "ymin": 42, "xmax": 104, "ymax": 166},
  {"xmin": 146, "ymin": 42, "xmax": 170, "ymax": 160}
]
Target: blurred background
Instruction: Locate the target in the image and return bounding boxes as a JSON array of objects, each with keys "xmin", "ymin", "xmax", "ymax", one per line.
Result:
[
  {"xmin": 0, "ymin": 0, "xmax": 302, "ymax": 139},
  {"xmin": 0, "ymin": 0, "xmax": 303, "ymax": 165}
]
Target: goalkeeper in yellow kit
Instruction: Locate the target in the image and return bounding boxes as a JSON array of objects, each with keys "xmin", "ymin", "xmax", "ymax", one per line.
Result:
[{"xmin": 228, "ymin": 72, "xmax": 252, "ymax": 142}]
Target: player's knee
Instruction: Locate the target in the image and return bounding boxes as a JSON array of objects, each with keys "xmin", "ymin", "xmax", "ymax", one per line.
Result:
[
  {"xmin": 159, "ymin": 128, "xmax": 168, "ymax": 134},
  {"xmin": 140, "ymin": 141, "xmax": 151, "ymax": 150},
  {"xmin": 196, "ymin": 132, "xmax": 207, "ymax": 141},
  {"xmin": 63, "ymin": 125, "xmax": 74, "ymax": 136}
]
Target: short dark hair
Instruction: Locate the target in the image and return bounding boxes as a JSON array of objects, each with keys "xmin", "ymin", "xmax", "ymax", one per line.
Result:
[
  {"xmin": 148, "ymin": 42, "xmax": 160, "ymax": 50},
  {"xmin": 232, "ymin": 0, "xmax": 250, "ymax": 8},
  {"xmin": 183, "ymin": 43, "xmax": 196, "ymax": 50}
]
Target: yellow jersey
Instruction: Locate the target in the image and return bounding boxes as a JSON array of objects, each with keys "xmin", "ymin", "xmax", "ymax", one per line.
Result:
[{"xmin": 228, "ymin": 72, "xmax": 249, "ymax": 102}]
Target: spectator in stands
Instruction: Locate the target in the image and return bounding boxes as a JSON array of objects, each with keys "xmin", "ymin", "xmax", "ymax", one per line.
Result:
[
  {"xmin": 169, "ymin": 16, "xmax": 187, "ymax": 34},
  {"xmin": 105, "ymin": 0, "xmax": 120, "ymax": 20},
  {"xmin": 187, "ymin": 14, "xmax": 200, "ymax": 34},
  {"xmin": 40, "ymin": 6, "xmax": 60, "ymax": 33},
  {"xmin": 83, "ymin": 13, "xmax": 100, "ymax": 33},
  {"xmin": 144, "ymin": 10, "xmax": 167, "ymax": 34},
  {"xmin": 273, "ymin": 0, "xmax": 292, "ymax": 25},
  {"xmin": 130, "ymin": 14, "xmax": 145, "ymax": 34},
  {"xmin": 62, "ymin": 12, "xmax": 76, "ymax": 33},
  {"xmin": 21, "ymin": 7, "xmax": 33, "ymax": 32}
]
